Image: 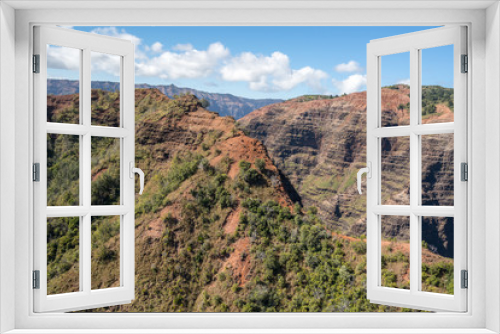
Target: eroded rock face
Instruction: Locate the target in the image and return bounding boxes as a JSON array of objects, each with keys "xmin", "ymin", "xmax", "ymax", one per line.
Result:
[
  {"xmin": 240, "ymin": 91, "xmax": 369, "ymax": 235},
  {"xmin": 240, "ymin": 86, "xmax": 455, "ymax": 257}
]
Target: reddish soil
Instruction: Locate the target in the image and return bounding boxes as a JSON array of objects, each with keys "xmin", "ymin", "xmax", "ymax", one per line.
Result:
[
  {"xmin": 144, "ymin": 217, "xmax": 164, "ymax": 239},
  {"xmin": 91, "ymin": 168, "xmax": 107, "ymax": 181},
  {"xmin": 224, "ymin": 206, "xmax": 241, "ymax": 235},
  {"xmin": 422, "ymin": 104, "xmax": 454, "ymax": 124},
  {"xmin": 209, "ymin": 134, "xmax": 294, "ymax": 209},
  {"xmin": 220, "ymin": 237, "xmax": 251, "ymax": 287},
  {"xmin": 144, "ymin": 203, "xmax": 182, "ymax": 239},
  {"xmin": 210, "ymin": 135, "xmax": 271, "ymax": 179},
  {"xmin": 332, "ymin": 232, "xmax": 452, "ymax": 265}
]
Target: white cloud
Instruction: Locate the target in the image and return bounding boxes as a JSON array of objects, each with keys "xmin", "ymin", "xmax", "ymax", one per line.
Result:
[
  {"xmin": 47, "ymin": 27, "xmax": 330, "ymax": 93},
  {"xmin": 151, "ymin": 42, "xmax": 163, "ymax": 53},
  {"xmin": 46, "ymin": 45, "xmax": 80, "ymax": 71},
  {"xmin": 91, "ymin": 52, "xmax": 121, "ymax": 78},
  {"xmin": 398, "ymin": 78, "xmax": 411, "ymax": 85},
  {"xmin": 172, "ymin": 43, "xmax": 194, "ymax": 52},
  {"xmin": 136, "ymin": 42, "xmax": 230, "ymax": 79},
  {"xmin": 220, "ymin": 51, "xmax": 327, "ymax": 92},
  {"xmin": 46, "ymin": 43, "xmax": 120, "ymax": 78},
  {"xmin": 91, "ymin": 27, "xmax": 142, "ymax": 47},
  {"xmin": 90, "ymin": 27, "xmax": 147, "ymax": 60},
  {"xmin": 334, "ymin": 60, "xmax": 363, "ymax": 73},
  {"xmin": 332, "ymin": 74, "xmax": 367, "ymax": 94}
]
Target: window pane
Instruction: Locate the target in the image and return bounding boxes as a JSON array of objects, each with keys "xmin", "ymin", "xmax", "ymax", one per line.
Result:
[
  {"xmin": 46, "ymin": 45, "xmax": 80, "ymax": 124},
  {"xmin": 91, "ymin": 137, "xmax": 121, "ymax": 206},
  {"xmin": 421, "ymin": 45, "xmax": 454, "ymax": 124},
  {"xmin": 381, "ymin": 137, "xmax": 410, "ymax": 205},
  {"xmin": 380, "ymin": 52, "xmax": 410, "ymax": 127},
  {"xmin": 91, "ymin": 52, "xmax": 121, "ymax": 127},
  {"xmin": 91, "ymin": 216, "xmax": 120, "ymax": 290},
  {"xmin": 381, "ymin": 216, "xmax": 410, "ymax": 290},
  {"xmin": 421, "ymin": 217, "xmax": 454, "ymax": 295},
  {"xmin": 421, "ymin": 133, "xmax": 454, "ymax": 206},
  {"xmin": 47, "ymin": 134, "xmax": 80, "ymax": 206},
  {"xmin": 47, "ymin": 217, "xmax": 80, "ymax": 295}
]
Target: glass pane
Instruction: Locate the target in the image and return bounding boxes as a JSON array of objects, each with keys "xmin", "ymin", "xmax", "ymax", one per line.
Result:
[
  {"xmin": 91, "ymin": 52, "xmax": 121, "ymax": 127},
  {"xmin": 421, "ymin": 45, "xmax": 454, "ymax": 124},
  {"xmin": 91, "ymin": 137, "xmax": 121, "ymax": 206},
  {"xmin": 421, "ymin": 133, "xmax": 454, "ymax": 206},
  {"xmin": 46, "ymin": 45, "xmax": 81, "ymax": 124},
  {"xmin": 91, "ymin": 216, "xmax": 121, "ymax": 290},
  {"xmin": 421, "ymin": 217, "xmax": 454, "ymax": 294},
  {"xmin": 381, "ymin": 136, "xmax": 410, "ymax": 205},
  {"xmin": 47, "ymin": 134, "xmax": 80, "ymax": 206},
  {"xmin": 380, "ymin": 52, "xmax": 410, "ymax": 127},
  {"xmin": 47, "ymin": 217, "xmax": 80, "ymax": 295},
  {"xmin": 381, "ymin": 216, "xmax": 410, "ymax": 290}
]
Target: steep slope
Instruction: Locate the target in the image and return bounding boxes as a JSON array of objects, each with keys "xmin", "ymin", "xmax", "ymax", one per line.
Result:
[
  {"xmin": 47, "ymin": 79, "xmax": 282, "ymax": 119},
  {"xmin": 239, "ymin": 85, "xmax": 455, "ymax": 257},
  {"xmin": 46, "ymin": 88, "xmax": 454, "ymax": 313}
]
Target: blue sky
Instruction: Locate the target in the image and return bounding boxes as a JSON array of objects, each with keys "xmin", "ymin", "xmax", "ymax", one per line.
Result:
[{"xmin": 49, "ymin": 26, "xmax": 453, "ymax": 99}]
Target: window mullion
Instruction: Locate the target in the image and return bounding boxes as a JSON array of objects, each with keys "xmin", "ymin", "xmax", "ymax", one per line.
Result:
[
  {"xmin": 409, "ymin": 47, "xmax": 420, "ymax": 294},
  {"xmin": 82, "ymin": 47, "xmax": 92, "ymax": 294}
]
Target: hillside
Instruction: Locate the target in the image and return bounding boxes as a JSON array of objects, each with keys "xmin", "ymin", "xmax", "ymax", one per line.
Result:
[
  {"xmin": 46, "ymin": 88, "xmax": 454, "ymax": 312},
  {"xmin": 47, "ymin": 79, "xmax": 283, "ymax": 119},
  {"xmin": 239, "ymin": 85, "xmax": 455, "ymax": 258}
]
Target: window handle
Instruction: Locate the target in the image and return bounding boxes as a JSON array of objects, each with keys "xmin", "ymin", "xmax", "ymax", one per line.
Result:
[
  {"xmin": 357, "ymin": 162, "xmax": 372, "ymax": 195},
  {"xmin": 129, "ymin": 162, "xmax": 145, "ymax": 195}
]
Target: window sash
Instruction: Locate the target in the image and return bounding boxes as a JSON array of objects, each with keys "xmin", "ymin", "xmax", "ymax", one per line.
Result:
[
  {"xmin": 366, "ymin": 26, "xmax": 468, "ymax": 312},
  {"xmin": 32, "ymin": 25, "xmax": 136, "ymax": 313}
]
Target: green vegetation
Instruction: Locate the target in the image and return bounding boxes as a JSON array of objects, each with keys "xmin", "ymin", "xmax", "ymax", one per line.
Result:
[
  {"xmin": 422, "ymin": 85, "xmax": 454, "ymax": 115},
  {"xmin": 255, "ymin": 158, "xmax": 266, "ymax": 172},
  {"xmin": 292, "ymin": 95, "xmax": 338, "ymax": 102},
  {"xmin": 47, "ymin": 134, "xmax": 80, "ymax": 206},
  {"xmin": 200, "ymin": 98, "xmax": 210, "ymax": 108},
  {"xmin": 422, "ymin": 262, "xmax": 454, "ymax": 295}
]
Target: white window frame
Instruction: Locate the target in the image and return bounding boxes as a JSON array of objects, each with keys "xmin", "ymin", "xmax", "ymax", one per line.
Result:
[
  {"xmin": 33, "ymin": 26, "xmax": 136, "ymax": 313},
  {"xmin": 1, "ymin": 1, "xmax": 499, "ymax": 333},
  {"xmin": 366, "ymin": 26, "xmax": 467, "ymax": 312}
]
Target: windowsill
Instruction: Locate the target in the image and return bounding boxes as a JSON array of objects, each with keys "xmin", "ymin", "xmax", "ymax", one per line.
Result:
[{"xmin": 3, "ymin": 329, "xmax": 498, "ymax": 334}]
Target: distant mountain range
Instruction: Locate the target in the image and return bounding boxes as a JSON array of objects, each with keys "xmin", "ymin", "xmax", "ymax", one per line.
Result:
[{"xmin": 47, "ymin": 79, "xmax": 282, "ymax": 119}]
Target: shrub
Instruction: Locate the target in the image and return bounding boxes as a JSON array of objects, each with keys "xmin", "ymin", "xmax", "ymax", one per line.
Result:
[
  {"xmin": 200, "ymin": 98, "xmax": 210, "ymax": 108},
  {"xmin": 255, "ymin": 158, "xmax": 266, "ymax": 172},
  {"xmin": 243, "ymin": 168, "xmax": 263, "ymax": 185},
  {"xmin": 352, "ymin": 241, "xmax": 367, "ymax": 255},
  {"xmin": 239, "ymin": 160, "xmax": 251, "ymax": 172}
]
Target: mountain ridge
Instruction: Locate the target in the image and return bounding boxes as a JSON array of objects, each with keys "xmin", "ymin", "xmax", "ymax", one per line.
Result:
[{"xmin": 47, "ymin": 79, "xmax": 283, "ymax": 119}]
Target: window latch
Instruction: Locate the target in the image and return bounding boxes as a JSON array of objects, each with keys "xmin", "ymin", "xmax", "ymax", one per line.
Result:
[
  {"xmin": 130, "ymin": 162, "xmax": 145, "ymax": 195},
  {"xmin": 357, "ymin": 162, "xmax": 372, "ymax": 195}
]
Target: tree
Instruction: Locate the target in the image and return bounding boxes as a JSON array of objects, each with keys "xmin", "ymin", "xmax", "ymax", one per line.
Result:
[
  {"xmin": 255, "ymin": 158, "xmax": 266, "ymax": 172},
  {"xmin": 200, "ymin": 98, "xmax": 210, "ymax": 108}
]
